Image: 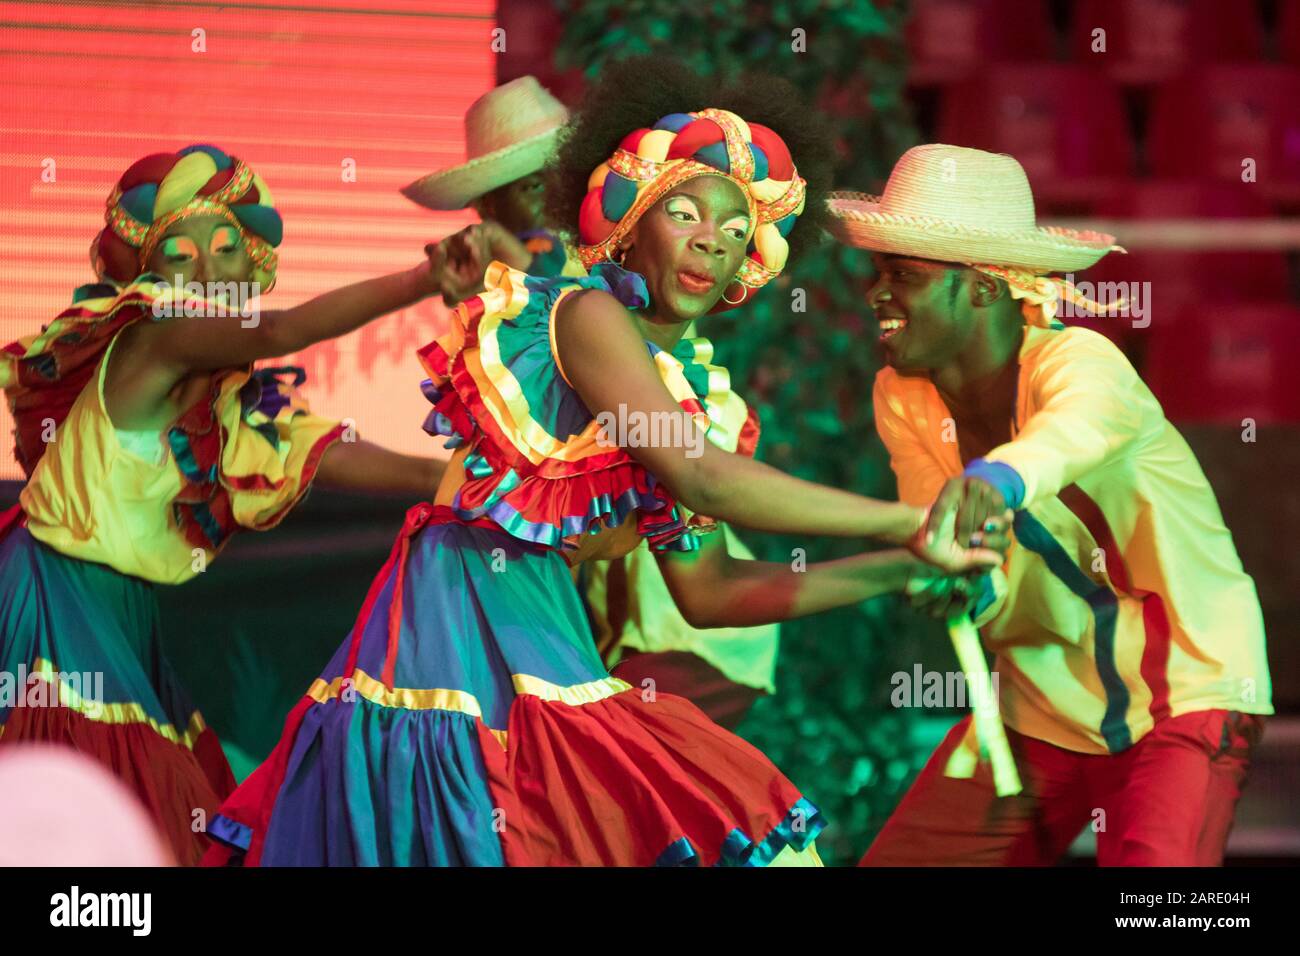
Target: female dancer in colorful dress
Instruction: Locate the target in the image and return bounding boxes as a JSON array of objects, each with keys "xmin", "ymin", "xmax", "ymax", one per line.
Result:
[
  {"xmin": 203, "ymin": 61, "xmax": 1008, "ymax": 867},
  {"xmin": 402, "ymin": 76, "xmax": 783, "ymax": 728},
  {"xmin": 0, "ymin": 144, "xmax": 451, "ymax": 864}
]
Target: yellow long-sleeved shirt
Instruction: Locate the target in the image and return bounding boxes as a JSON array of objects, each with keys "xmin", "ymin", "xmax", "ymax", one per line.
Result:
[{"xmin": 875, "ymin": 324, "xmax": 1272, "ymax": 754}]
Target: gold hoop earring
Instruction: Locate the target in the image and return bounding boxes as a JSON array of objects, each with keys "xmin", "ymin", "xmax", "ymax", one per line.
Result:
[
  {"xmin": 611, "ymin": 245, "xmax": 628, "ymax": 266},
  {"xmin": 721, "ymin": 282, "xmax": 748, "ymax": 306}
]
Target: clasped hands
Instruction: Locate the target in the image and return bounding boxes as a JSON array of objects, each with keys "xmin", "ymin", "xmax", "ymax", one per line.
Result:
[
  {"xmin": 416, "ymin": 221, "xmax": 533, "ymax": 306},
  {"xmin": 905, "ymin": 476, "xmax": 1014, "ymax": 620}
]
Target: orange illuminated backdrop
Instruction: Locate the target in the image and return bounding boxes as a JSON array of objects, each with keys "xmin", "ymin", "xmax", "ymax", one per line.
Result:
[{"xmin": 0, "ymin": 0, "xmax": 497, "ymax": 479}]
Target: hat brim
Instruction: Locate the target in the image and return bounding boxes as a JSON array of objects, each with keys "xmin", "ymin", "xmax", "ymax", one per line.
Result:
[
  {"xmin": 826, "ymin": 193, "xmax": 1119, "ymax": 274},
  {"xmin": 401, "ymin": 126, "xmax": 564, "ymax": 211}
]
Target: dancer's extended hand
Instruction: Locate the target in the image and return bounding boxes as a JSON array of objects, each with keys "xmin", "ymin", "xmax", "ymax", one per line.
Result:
[
  {"xmin": 908, "ymin": 480, "xmax": 1010, "ymax": 574},
  {"xmin": 423, "ymin": 224, "xmax": 492, "ymax": 306},
  {"xmin": 414, "ymin": 238, "xmax": 449, "ymax": 297},
  {"xmin": 423, "ymin": 222, "xmax": 533, "ymax": 306},
  {"xmin": 905, "ymin": 572, "xmax": 982, "ymax": 620},
  {"xmin": 937, "ymin": 475, "xmax": 1014, "ymax": 554}
]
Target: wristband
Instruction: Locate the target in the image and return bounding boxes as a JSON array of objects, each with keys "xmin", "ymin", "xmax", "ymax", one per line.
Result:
[{"xmin": 962, "ymin": 458, "xmax": 1026, "ymax": 510}]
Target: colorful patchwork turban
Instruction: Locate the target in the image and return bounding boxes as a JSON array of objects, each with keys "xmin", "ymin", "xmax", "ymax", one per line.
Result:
[
  {"xmin": 90, "ymin": 144, "xmax": 282, "ymax": 291},
  {"xmin": 576, "ymin": 108, "xmax": 806, "ymax": 312}
]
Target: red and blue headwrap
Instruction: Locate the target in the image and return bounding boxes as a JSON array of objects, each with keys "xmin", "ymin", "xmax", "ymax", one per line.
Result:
[
  {"xmin": 90, "ymin": 144, "xmax": 282, "ymax": 290},
  {"xmin": 576, "ymin": 108, "xmax": 806, "ymax": 312}
]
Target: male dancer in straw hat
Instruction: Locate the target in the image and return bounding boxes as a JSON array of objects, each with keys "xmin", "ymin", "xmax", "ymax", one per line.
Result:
[
  {"xmin": 829, "ymin": 144, "xmax": 1272, "ymax": 866},
  {"xmin": 401, "ymin": 77, "xmax": 781, "ymax": 730},
  {"xmin": 402, "ymin": 75, "xmax": 585, "ymax": 301}
]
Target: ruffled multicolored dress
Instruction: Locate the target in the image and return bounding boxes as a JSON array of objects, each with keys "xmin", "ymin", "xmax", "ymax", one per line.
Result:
[
  {"xmin": 513, "ymin": 232, "xmax": 781, "ymax": 728},
  {"xmin": 203, "ymin": 262, "xmax": 825, "ymax": 866},
  {"xmin": 0, "ymin": 277, "xmax": 345, "ymax": 865}
]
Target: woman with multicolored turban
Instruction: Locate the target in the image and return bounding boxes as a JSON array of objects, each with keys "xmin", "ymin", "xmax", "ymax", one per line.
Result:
[
  {"xmin": 0, "ymin": 144, "xmax": 450, "ymax": 865},
  {"xmin": 202, "ymin": 60, "xmax": 1007, "ymax": 867}
]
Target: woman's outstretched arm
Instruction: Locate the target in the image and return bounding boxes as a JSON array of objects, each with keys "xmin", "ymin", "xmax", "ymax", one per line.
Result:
[
  {"xmin": 315, "ymin": 440, "xmax": 447, "ymax": 498},
  {"xmin": 108, "ymin": 257, "xmax": 444, "ymax": 430},
  {"xmin": 654, "ymin": 484, "xmax": 1004, "ymax": 629},
  {"xmin": 554, "ymin": 288, "xmax": 1001, "ymax": 549},
  {"xmin": 135, "ymin": 261, "xmax": 439, "ymax": 376},
  {"xmin": 655, "ymin": 529, "xmax": 928, "ymax": 628}
]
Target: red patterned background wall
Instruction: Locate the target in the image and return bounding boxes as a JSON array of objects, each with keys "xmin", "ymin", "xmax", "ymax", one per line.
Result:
[{"xmin": 0, "ymin": 0, "xmax": 498, "ymax": 479}]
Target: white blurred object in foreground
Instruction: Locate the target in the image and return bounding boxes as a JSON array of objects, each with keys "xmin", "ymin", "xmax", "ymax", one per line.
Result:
[{"xmin": 0, "ymin": 745, "xmax": 172, "ymax": 866}]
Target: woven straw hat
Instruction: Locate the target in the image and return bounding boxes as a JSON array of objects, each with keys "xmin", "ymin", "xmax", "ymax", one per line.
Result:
[
  {"xmin": 827, "ymin": 144, "xmax": 1121, "ymax": 273},
  {"xmin": 401, "ymin": 76, "xmax": 569, "ymax": 211}
]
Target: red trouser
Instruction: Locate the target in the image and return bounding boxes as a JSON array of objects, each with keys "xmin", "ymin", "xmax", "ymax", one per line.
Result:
[{"xmin": 861, "ymin": 709, "xmax": 1264, "ymax": 866}]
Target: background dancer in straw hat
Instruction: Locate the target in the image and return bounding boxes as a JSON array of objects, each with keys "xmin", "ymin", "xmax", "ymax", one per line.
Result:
[
  {"xmin": 406, "ymin": 76, "xmax": 785, "ymax": 731},
  {"xmin": 830, "ymin": 143, "xmax": 1273, "ymax": 867},
  {"xmin": 402, "ymin": 75, "xmax": 586, "ymax": 304}
]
